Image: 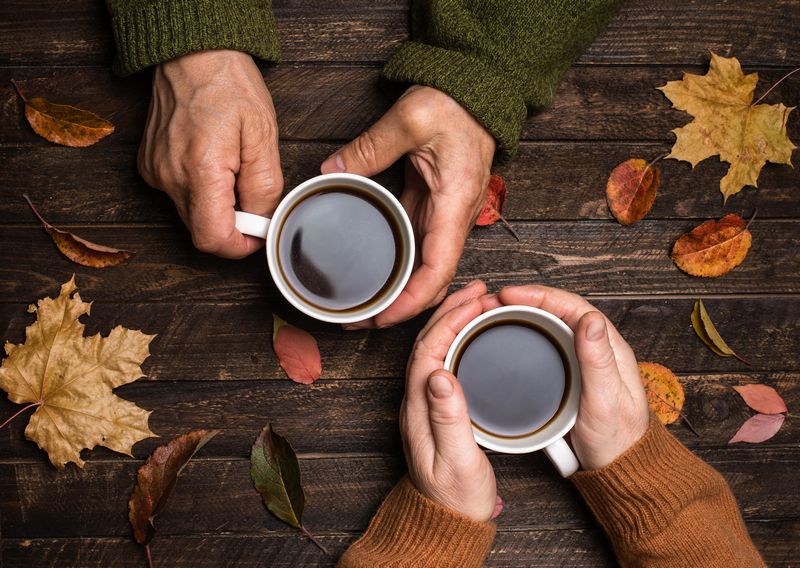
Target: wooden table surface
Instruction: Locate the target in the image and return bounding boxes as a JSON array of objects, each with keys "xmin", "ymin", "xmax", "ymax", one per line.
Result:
[{"xmin": 1, "ymin": 1, "xmax": 799, "ymax": 566}]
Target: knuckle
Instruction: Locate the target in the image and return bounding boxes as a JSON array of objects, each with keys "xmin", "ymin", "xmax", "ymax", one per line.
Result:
[{"xmin": 351, "ymin": 130, "xmax": 380, "ymax": 167}]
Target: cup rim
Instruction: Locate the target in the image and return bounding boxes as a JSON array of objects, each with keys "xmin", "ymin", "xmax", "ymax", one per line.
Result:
[
  {"xmin": 265, "ymin": 173, "xmax": 415, "ymax": 324},
  {"xmin": 443, "ymin": 304, "xmax": 582, "ymax": 454}
]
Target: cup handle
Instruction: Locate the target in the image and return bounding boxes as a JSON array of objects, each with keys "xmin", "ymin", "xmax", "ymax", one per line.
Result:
[
  {"xmin": 543, "ymin": 437, "xmax": 580, "ymax": 477},
  {"xmin": 235, "ymin": 211, "xmax": 271, "ymax": 240}
]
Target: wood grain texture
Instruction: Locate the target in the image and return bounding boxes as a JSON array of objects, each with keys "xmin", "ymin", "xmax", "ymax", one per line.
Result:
[
  {"xmin": 0, "ymin": 299, "xmax": 796, "ymax": 381},
  {"xmin": 3, "ymin": 521, "xmax": 799, "ymax": 568},
  {"xmin": 1, "ymin": 0, "xmax": 798, "ymax": 66},
  {"xmin": 2, "ymin": 142, "xmax": 799, "ymax": 225},
  {"xmin": 0, "ymin": 373, "xmax": 796, "ymax": 461},
  {"xmin": 3, "ymin": 66, "xmax": 799, "ymax": 145},
  {"xmin": 1, "ymin": 221, "xmax": 797, "ymax": 302},
  {"xmin": 2, "ymin": 447, "xmax": 798, "ymax": 539}
]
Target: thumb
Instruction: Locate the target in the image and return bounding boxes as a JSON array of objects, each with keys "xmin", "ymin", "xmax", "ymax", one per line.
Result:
[
  {"xmin": 574, "ymin": 311, "xmax": 623, "ymax": 395},
  {"xmin": 426, "ymin": 370, "xmax": 476, "ymax": 458},
  {"xmin": 320, "ymin": 108, "xmax": 414, "ymax": 177}
]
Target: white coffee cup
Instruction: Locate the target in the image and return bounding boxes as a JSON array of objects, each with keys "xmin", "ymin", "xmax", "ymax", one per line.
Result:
[
  {"xmin": 234, "ymin": 173, "xmax": 415, "ymax": 324},
  {"xmin": 444, "ymin": 305, "xmax": 582, "ymax": 477}
]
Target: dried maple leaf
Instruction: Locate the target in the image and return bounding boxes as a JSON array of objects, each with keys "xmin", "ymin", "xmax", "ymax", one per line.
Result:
[
  {"xmin": 272, "ymin": 314, "xmax": 322, "ymax": 384},
  {"xmin": 605, "ymin": 156, "xmax": 663, "ymax": 225},
  {"xmin": 691, "ymin": 299, "xmax": 751, "ymax": 364},
  {"xmin": 11, "ymin": 79, "xmax": 114, "ymax": 147},
  {"xmin": 24, "ymin": 195, "xmax": 134, "ymax": 268},
  {"xmin": 671, "ymin": 214, "xmax": 752, "ymax": 277},
  {"xmin": 638, "ymin": 362, "xmax": 684, "ymax": 425},
  {"xmin": 250, "ymin": 420, "xmax": 326, "ymax": 553},
  {"xmin": 733, "ymin": 384, "xmax": 787, "ymax": 415},
  {"xmin": 475, "ymin": 175, "xmax": 519, "ymax": 240},
  {"xmin": 0, "ymin": 277, "xmax": 156, "ymax": 469},
  {"xmin": 129, "ymin": 429, "xmax": 218, "ymax": 567},
  {"xmin": 729, "ymin": 413, "xmax": 785, "ymax": 444},
  {"xmin": 659, "ymin": 53, "xmax": 796, "ymax": 202}
]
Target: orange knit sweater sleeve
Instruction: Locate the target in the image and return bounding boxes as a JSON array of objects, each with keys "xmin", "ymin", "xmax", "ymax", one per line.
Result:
[{"xmin": 571, "ymin": 415, "xmax": 765, "ymax": 567}]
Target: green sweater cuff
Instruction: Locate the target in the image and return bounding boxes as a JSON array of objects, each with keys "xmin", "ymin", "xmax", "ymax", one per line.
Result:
[
  {"xmin": 383, "ymin": 42, "xmax": 527, "ymax": 162},
  {"xmin": 107, "ymin": 0, "xmax": 280, "ymax": 76}
]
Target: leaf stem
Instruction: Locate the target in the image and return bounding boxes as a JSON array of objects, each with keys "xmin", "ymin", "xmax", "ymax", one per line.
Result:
[
  {"xmin": 10, "ymin": 78, "xmax": 27, "ymax": 103},
  {"xmin": 300, "ymin": 524, "xmax": 329, "ymax": 555},
  {"xmin": 22, "ymin": 194, "xmax": 51, "ymax": 228},
  {"xmin": 0, "ymin": 402, "xmax": 41, "ymax": 430},
  {"xmin": 652, "ymin": 392, "xmax": 699, "ymax": 436},
  {"xmin": 145, "ymin": 543, "xmax": 154, "ymax": 568},
  {"xmin": 494, "ymin": 209, "xmax": 520, "ymax": 241},
  {"xmin": 752, "ymin": 66, "xmax": 800, "ymax": 106},
  {"xmin": 631, "ymin": 152, "xmax": 669, "ymax": 201},
  {"xmin": 732, "ymin": 352, "xmax": 752, "ymax": 366}
]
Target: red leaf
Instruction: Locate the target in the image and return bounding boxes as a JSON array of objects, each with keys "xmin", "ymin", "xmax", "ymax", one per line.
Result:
[
  {"xmin": 733, "ymin": 384, "xmax": 787, "ymax": 414},
  {"xmin": 491, "ymin": 494, "xmax": 504, "ymax": 520},
  {"xmin": 729, "ymin": 413, "xmax": 785, "ymax": 444},
  {"xmin": 476, "ymin": 175, "xmax": 507, "ymax": 226},
  {"xmin": 272, "ymin": 314, "xmax": 322, "ymax": 384}
]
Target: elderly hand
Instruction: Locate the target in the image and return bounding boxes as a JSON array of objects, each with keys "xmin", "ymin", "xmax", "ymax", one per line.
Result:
[
  {"xmin": 139, "ymin": 49, "xmax": 283, "ymax": 258},
  {"xmin": 482, "ymin": 286, "xmax": 651, "ymax": 470},
  {"xmin": 322, "ymin": 86, "xmax": 496, "ymax": 328},
  {"xmin": 401, "ymin": 280, "xmax": 498, "ymax": 521}
]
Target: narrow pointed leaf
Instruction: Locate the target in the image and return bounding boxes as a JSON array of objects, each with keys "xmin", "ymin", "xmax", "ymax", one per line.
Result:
[
  {"xmin": 272, "ymin": 314, "xmax": 322, "ymax": 384},
  {"xmin": 129, "ymin": 429, "xmax": 219, "ymax": 546},
  {"xmin": 733, "ymin": 384, "xmax": 787, "ymax": 414},
  {"xmin": 691, "ymin": 299, "xmax": 750, "ymax": 364},
  {"xmin": 250, "ymin": 421, "xmax": 305, "ymax": 528},
  {"xmin": 729, "ymin": 413, "xmax": 784, "ymax": 444},
  {"xmin": 24, "ymin": 195, "xmax": 134, "ymax": 268}
]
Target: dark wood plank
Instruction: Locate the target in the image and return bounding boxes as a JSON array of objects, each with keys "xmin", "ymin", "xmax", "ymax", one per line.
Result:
[
  {"xmin": 1, "ymin": 299, "xmax": 796, "ymax": 381},
  {"xmin": 3, "ymin": 66, "xmax": 799, "ymax": 145},
  {"xmin": 3, "ymin": 521, "xmax": 798, "ymax": 567},
  {"xmin": 2, "ymin": 446, "xmax": 798, "ymax": 539},
  {"xmin": 0, "ymin": 372, "xmax": 796, "ymax": 461},
  {"xmin": 1, "ymin": 0, "xmax": 798, "ymax": 67},
  {"xmin": 3, "ymin": 141, "xmax": 798, "ymax": 225},
  {"xmin": 1, "ymin": 221, "xmax": 798, "ymax": 302}
]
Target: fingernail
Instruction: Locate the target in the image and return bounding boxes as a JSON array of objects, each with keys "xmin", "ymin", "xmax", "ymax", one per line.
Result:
[
  {"xmin": 586, "ymin": 317, "xmax": 606, "ymax": 341},
  {"xmin": 429, "ymin": 373, "xmax": 454, "ymax": 399},
  {"xmin": 466, "ymin": 279, "xmax": 482, "ymax": 289},
  {"xmin": 323, "ymin": 154, "xmax": 345, "ymax": 173}
]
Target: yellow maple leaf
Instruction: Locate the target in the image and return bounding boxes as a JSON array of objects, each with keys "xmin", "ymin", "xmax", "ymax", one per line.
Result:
[
  {"xmin": 0, "ymin": 277, "xmax": 156, "ymax": 469},
  {"xmin": 659, "ymin": 53, "xmax": 796, "ymax": 201}
]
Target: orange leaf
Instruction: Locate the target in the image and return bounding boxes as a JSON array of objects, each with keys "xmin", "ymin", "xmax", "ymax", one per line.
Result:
[
  {"xmin": 733, "ymin": 384, "xmax": 787, "ymax": 415},
  {"xmin": 272, "ymin": 314, "xmax": 322, "ymax": 384},
  {"xmin": 605, "ymin": 157, "xmax": 661, "ymax": 225},
  {"xmin": 638, "ymin": 362, "xmax": 684, "ymax": 425},
  {"xmin": 24, "ymin": 195, "xmax": 134, "ymax": 268},
  {"xmin": 671, "ymin": 213, "xmax": 752, "ymax": 277},
  {"xmin": 729, "ymin": 413, "xmax": 784, "ymax": 444},
  {"xmin": 12, "ymin": 79, "xmax": 114, "ymax": 147},
  {"xmin": 475, "ymin": 175, "xmax": 519, "ymax": 240}
]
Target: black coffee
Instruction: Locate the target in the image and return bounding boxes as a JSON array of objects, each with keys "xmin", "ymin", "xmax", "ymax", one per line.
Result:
[
  {"xmin": 277, "ymin": 186, "xmax": 402, "ymax": 312},
  {"xmin": 454, "ymin": 320, "xmax": 569, "ymax": 438}
]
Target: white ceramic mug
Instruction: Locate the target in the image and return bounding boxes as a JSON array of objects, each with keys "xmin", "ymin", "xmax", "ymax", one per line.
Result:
[
  {"xmin": 444, "ymin": 305, "xmax": 582, "ymax": 477},
  {"xmin": 234, "ymin": 173, "xmax": 415, "ymax": 324}
]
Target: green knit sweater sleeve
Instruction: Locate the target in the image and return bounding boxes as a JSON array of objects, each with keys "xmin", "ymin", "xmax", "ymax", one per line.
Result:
[
  {"xmin": 105, "ymin": 0, "xmax": 280, "ymax": 76},
  {"xmin": 383, "ymin": 0, "xmax": 622, "ymax": 160}
]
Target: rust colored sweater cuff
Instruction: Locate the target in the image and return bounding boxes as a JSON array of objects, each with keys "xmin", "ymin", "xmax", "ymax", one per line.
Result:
[{"xmin": 337, "ymin": 476, "xmax": 495, "ymax": 568}]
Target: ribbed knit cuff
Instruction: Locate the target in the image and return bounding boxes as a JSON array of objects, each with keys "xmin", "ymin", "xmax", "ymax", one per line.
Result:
[
  {"xmin": 383, "ymin": 42, "xmax": 527, "ymax": 162},
  {"xmin": 107, "ymin": 0, "xmax": 280, "ymax": 76},
  {"xmin": 571, "ymin": 415, "xmax": 727, "ymax": 546},
  {"xmin": 338, "ymin": 477, "xmax": 495, "ymax": 568}
]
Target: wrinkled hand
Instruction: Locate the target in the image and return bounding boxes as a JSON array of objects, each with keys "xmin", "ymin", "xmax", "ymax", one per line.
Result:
[
  {"xmin": 322, "ymin": 86, "xmax": 496, "ymax": 328},
  {"xmin": 139, "ymin": 50, "xmax": 283, "ymax": 258},
  {"xmin": 482, "ymin": 286, "xmax": 651, "ymax": 470},
  {"xmin": 401, "ymin": 280, "xmax": 497, "ymax": 521}
]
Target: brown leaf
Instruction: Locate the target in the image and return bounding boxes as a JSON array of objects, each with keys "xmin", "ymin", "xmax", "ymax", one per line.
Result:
[
  {"xmin": 12, "ymin": 79, "xmax": 115, "ymax": 147},
  {"xmin": 729, "ymin": 413, "xmax": 785, "ymax": 444},
  {"xmin": 475, "ymin": 175, "xmax": 519, "ymax": 240},
  {"xmin": 691, "ymin": 299, "xmax": 751, "ymax": 365},
  {"xmin": 272, "ymin": 314, "xmax": 322, "ymax": 384},
  {"xmin": 605, "ymin": 157, "xmax": 662, "ymax": 225},
  {"xmin": 129, "ymin": 429, "xmax": 218, "ymax": 564},
  {"xmin": 671, "ymin": 213, "xmax": 752, "ymax": 277},
  {"xmin": 0, "ymin": 277, "xmax": 156, "ymax": 468},
  {"xmin": 733, "ymin": 384, "xmax": 787, "ymax": 414},
  {"xmin": 24, "ymin": 194, "xmax": 134, "ymax": 268},
  {"xmin": 638, "ymin": 362, "xmax": 685, "ymax": 425},
  {"xmin": 250, "ymin": 420, "xmax": 326, "ymax": 553}
]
